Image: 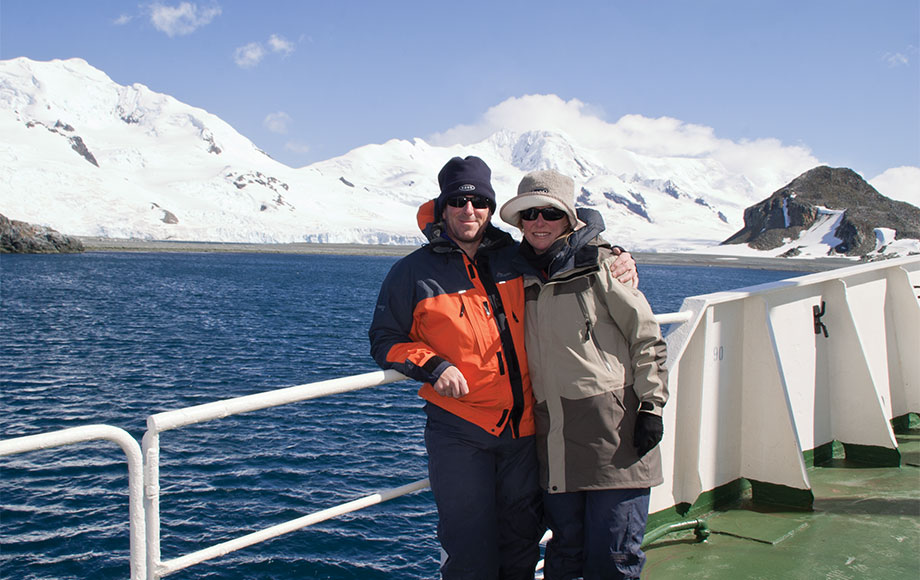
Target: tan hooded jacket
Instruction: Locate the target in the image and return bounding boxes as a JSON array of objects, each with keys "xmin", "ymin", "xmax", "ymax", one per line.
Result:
[{"xmin": 522, "ymin": 236, "xmax": 668, "ymax": 493}]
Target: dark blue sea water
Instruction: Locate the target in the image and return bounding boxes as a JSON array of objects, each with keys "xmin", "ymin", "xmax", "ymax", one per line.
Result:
[{"xmin": 0, "ymin": 252, "xmax": 806, "ymax": 579}]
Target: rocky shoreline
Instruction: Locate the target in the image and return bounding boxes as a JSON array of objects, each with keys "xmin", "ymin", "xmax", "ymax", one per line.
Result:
[
  {"xmin": 1, "ymin": 214, "xmax": 84, "ymax": 254},
  {"xmin": 77, "ymin": 237, "xmax": 849, "ymax": 272}
]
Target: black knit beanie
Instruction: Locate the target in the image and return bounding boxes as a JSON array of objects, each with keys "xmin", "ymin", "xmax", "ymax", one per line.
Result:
[{"xmin": 436, "ymin": 156, "xmax": 496, "ymax": 216}]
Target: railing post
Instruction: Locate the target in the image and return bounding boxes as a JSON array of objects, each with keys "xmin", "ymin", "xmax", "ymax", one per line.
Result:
[{"xmin": 142, "ymin": 428, "xmax": 162, "ymax": 580}]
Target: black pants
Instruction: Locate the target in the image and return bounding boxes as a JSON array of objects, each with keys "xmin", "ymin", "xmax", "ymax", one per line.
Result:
[
  {"xmin": 424, "ymin": 403, "xmax": 544, "ymax": 580},
  {"xmin": 543, "ymin": 488, "xmax": 650, "ymax": 580}
]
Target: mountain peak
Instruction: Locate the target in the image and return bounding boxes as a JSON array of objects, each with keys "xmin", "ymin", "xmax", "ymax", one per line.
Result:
[{"xmin": 723, "ymin": 166, "xmax": 920, "ymax": 256}]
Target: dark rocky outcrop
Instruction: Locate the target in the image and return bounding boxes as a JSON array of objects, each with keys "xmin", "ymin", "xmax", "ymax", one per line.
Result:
[
  {"xmin": 25, "ymin": 119, "xmax": 99, "ymax": 167},
  {"xmin": 722, "ymin": 166, "xmax": 920, "ymax": 256},
  {"xmin": 69, "ymin": 135, "xmax": 99, "ymax": 167},
  {"xmin": 0, "ymin": 214, "xmax": 84, "ymax": 253}
]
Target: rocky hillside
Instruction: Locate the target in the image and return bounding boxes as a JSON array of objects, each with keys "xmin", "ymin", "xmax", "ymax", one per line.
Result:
[
  {"xmin": 722, "ymin": 166, "xmax": 920, "ymax": 257},
  {"xmin": 1, "ymin": 214, "xmax": 84, "ymax": 253}
]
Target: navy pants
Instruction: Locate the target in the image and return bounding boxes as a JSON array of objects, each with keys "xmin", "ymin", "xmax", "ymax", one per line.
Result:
[
  {"xmin": 424, "ymin": 403, "xmax": 544, "ymax": 580},
  {"xmin": 542, "ymin": 488, "xmax": 650, "ymax": 580}
]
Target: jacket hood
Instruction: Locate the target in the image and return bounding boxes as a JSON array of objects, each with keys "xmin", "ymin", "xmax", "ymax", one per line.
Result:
[{"xmin": 570, "ymin": 207, "xmax": 606, "ymax": 253}]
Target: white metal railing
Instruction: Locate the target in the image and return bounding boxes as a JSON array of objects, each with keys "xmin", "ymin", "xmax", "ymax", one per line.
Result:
[
  {"xmin": 0, "ymin": 425, "xmax": 146, "ymax": 580},
  {"xmin": 3, "ymin": 256, "xmax": 917, "ymax": 578},
  {"xmin": 161, "ymin": 479, "xmax": 430, "ymax": 575},
  {"xmin": 142, "ymin": 369, "xmax": 419, "ymax": 579},
  {"xmin": 654, "ymin": 311, "xmax": 694, "ymax": 325},
  {"xmin": 0, "ymin": 373, "xmax": 430, "ymax": 580}
]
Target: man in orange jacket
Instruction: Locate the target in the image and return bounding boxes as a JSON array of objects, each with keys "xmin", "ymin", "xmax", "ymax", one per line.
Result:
[{"xmin": 369, "ymin": 156, "xmax": 636, "ymax": 579}]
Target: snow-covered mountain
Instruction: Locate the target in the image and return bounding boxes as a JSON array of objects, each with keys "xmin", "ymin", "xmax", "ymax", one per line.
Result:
[{"xmin": 1, "ymin": 57, "xmax": 915, "ymax": 255}]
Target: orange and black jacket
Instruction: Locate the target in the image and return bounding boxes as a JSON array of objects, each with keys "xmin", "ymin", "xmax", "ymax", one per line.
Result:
[{"xmin": 368, "ymin": 202, "xmax": 534, "ymax": 437}]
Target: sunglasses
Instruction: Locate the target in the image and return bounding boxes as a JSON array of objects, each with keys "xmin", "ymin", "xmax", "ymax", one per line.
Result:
[
  {"xmin": 446, "ymin": 195, "xmax": 492, "ymax": 209},
  {"xmin": 520, "ymin": 207, "xmax": 567, "ymax": 222}
]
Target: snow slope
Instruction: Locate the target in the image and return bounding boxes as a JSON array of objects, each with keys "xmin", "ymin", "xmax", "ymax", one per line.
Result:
[{"xmin": 1, "ymin": 58, "xmax": 916, "ymax": 256}]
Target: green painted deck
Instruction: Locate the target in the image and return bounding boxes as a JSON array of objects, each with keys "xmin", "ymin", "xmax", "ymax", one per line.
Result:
[{"xmin": 641, "ymin": 419, "xmax": 920, "ymax": 579}]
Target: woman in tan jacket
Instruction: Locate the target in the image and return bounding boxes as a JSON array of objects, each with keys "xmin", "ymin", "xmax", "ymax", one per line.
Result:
[{"xmin": 500, "ymin": 170, "xmax": 669, "ymax": 580}]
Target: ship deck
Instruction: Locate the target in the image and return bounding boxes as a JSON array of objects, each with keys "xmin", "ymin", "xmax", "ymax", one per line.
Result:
[{"xmin": 641, "ymin": 417, "xmax": 920, "ymax": 579}]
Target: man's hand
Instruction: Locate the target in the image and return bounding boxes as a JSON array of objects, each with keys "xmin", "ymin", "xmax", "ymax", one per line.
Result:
[
  {"xmin": 433, "ymin": 365, "xmax": 469, "ymax": 398},
  {"xmin": 610, "ymin": 248, "xmax": 638, "ymax": 288}
]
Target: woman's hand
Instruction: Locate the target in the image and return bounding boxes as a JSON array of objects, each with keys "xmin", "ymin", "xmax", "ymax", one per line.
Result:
[{"xmin": 610, "ymin": 248, "xmax": 638, "ymax": 288}]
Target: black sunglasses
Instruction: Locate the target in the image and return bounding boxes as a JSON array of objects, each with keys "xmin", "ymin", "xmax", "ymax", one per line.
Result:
[
  {"xmin": 446, "ymin": 195, "xmax": 492, "ymax": 209},
  {"xmin": 520, "ymin": 207, "xmax": 567, "ymax": 221}
]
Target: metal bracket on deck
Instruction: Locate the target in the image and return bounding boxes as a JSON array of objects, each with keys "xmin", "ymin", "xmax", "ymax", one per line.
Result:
[{"xmin": 813, "ymin": 301, "xmax": 828, "ymax": 338}]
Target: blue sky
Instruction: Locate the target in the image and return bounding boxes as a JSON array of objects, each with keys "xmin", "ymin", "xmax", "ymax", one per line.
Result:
[{"xmin": 1, "ymin": 0, "xmax": 917, "ymax": 179}]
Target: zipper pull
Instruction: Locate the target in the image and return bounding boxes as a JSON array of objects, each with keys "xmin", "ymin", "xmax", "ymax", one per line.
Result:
[{"xmin": 583, "ymin": 320, "xmax": 591, "ymax": 342}]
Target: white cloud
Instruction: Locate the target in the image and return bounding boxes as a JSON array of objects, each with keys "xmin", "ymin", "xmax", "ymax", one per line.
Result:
[
  {"xmin": 113, "ymin": 14, "xmax": 134, "ymax": 26},
  {"xmin": 234, "ymin": 42, "xmax": 266, "ymax": 69},
  {"xmin": 429, "ymin": 94, "xmax": 821, "ymax": 194},
  {"xmin": 268, "ymin": 34, "xmax": 294, "ymax": 56},
  {"xmin": 430, "ymin": 95, "xmax": 600, "ymax": 146},
  {"xmin": 883, "ymin": 45, "xmax": 917, "ymax": 68},
  {"xmin": 263, "ymin": 112, "xmax": 293, "ymax": 134},
  {"xmin": 883, "ymin": 51, "xmax": 909, "ymax": 68},
  {"xmin": 234, "ymin": 34, "xmax": 295, "ymax": 69},
  {"xmin": 869, "ymin": 166, "xmax": 920, "ymax": 207},
  {"xmin": 149, "ymin": 2, "xmax": 221, "ymax": 37}
]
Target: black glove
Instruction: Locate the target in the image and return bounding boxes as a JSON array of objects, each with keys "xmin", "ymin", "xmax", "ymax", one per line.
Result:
[{"xmin": 634, "ymin": 412, "xmax": 663, "ymax": 457}]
